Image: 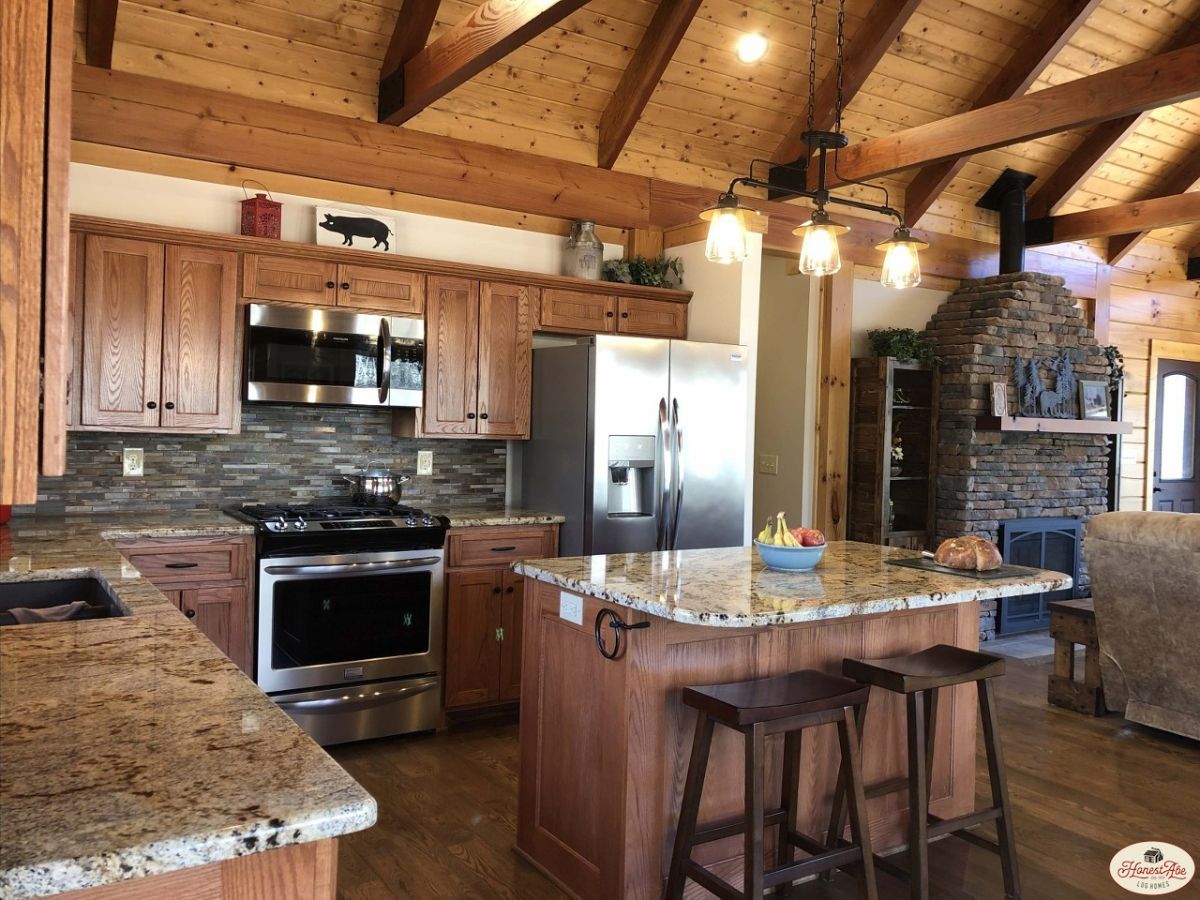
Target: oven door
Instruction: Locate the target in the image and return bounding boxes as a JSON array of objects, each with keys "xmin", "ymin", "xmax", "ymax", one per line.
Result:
[
  {"xmin": 244, "ymin": 303, "xmax": 424, "ymax": 408},
  {"xmin": 256, "ymin": 548, "xmax": 443, "ymax": 694}
]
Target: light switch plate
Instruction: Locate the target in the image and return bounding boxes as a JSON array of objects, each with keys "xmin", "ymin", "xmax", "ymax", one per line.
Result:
[
  {"xmin": 416, "ymin": 450, "xmax": 433, "ymax": 475},
  {"xmin": 123, "ymin": 448, "xmax": 145, "ymax": 477},
  {"xmin": 559, "ymin": 591, "xmax": 583, "ymax": 626},
  {"xmin": 758, "ymin": 453, "xmax": 779, "ymax": 475}
]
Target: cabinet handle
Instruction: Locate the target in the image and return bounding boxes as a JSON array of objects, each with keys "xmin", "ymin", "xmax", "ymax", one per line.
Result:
[
  {"xmin": 341, "ymin": 282, "xmax": 351, "ymax": 290},
  {"xmin": 505, "ymin": 586, "xmax": 515, "ymax": 594},
  {"xmin": 480, "ymin": 412, "xmax": 489, "ymax": 420},
  {"xmin": 164, "ymin": 402, "xmax": 175, "ymax": 410},
  {"xmin": 491, "ymin": 546, "xmax": 517, "ymax": 552},
  {"xmin": 325, "ymin": 281, "xmax": 336, "ymax": 289},
  {"xmin": 621, "ymin": 312, "xmax": 629, "ymax": 319},
  {"xmin": 146, "ymin": 401, "xmax": 157, "ymax": 410},
  {"xmin": 493, "ymin": 587, "xmax": 501, "ymax": 595},
  {"xmin": 605, "ymin": 310, "xmax": 614, "ymax": 318},
  {"xmin": 495, "ymin": 627, "xmax": 504, "ymax": 641},
  {"xmin": 164, "ymin": 562, "xmax": 199, "ymax": 569},
  {"xmin": 185, "ymin": 609, "xmax": 197, "ymax": 619},
  {"xmin": 467, "ymin": 412, "xmax": 476, "ymax": 420}
]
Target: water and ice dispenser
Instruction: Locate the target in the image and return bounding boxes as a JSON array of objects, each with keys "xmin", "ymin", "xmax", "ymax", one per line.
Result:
[{"xmin": 607, "ymin": 435, "xmax": 655, "ymax": 517}]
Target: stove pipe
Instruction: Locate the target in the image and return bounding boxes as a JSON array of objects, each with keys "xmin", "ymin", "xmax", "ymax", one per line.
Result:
[{"xmin": 977, "ymin": 169, "xmax": 1037, "ymax": 276}]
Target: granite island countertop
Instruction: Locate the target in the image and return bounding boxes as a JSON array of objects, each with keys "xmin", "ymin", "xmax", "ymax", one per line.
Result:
[
  {"xmin": 513, "ymin": 541, "xmax": 1073, "ymax": 627},
  {"xmin": 0, "ymin": 516, "xmax": 376, "ymax": 899}
]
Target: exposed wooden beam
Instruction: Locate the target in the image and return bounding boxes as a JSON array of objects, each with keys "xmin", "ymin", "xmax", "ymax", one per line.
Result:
[
  {"xmin": 85, "ymin": 0, "xmax": 119, "ymax": 69},
  {"xmin": 829, "ymin": 43, "xmax": 1200, "ymax": 185},
  {"xmin": 379, "ymin": 0, "xmax": 590, "ymax": 126},
  {"xmin": 72, "ymin": 65, "xmax": 1101, "ymax": 293},
  {"xmin": 1028, "ymin": 18, "xmax": 1200, "ymax": 219},
  {"xmin": 1104, "ymin": 152, "xmax": 1200, "ymax": 264},
  {"xmin": 596, "ymin": 0, "xmax": 701, "ymax": 169},
  {"xmin": 1025, "ymin": 192, "xmax": 1200, "ymax": 247},
  {"xmin": 903, "ymin": 0, "xmax": 1102, "ymax": 225},
  {"xmin": 774, "ymin": 0, "xmax": 921, "ymax": 165},
  {"xmin": 380, "ymin": 0, "xmax": 441, "ymax": 78}
]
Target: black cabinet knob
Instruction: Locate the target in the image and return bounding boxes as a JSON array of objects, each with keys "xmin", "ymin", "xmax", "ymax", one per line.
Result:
[
  {"xmin": 164, "ymin": 402, "xmax": 175, "ymax": 410},
  {"xmin": 185, "ymin": 609, "xmax": 196, "ymax": 619},
  {"xmin": 146, "ymin": 401, "xmax": 157, "ymax": 410},
  {"xmin": 325, "ymin": 281, "xmax": 336, "ymax": 289},
  {"xmin": 480, "ymin": 413, "xmax": 489, "ymax": 420},
  {"xmin": 493, "ymin": 587, "xmax": 501, "ymax": 595},
  {"xmin": 506, "ymin": 586, "xmax": 515, "ymax": 594},
  {"xmin": 467, "ymin": 412, "xmax": 476, "ymax": 419},
  {"xmin": 621, "ymin": 312, "xmax": 629, "ymax": 319},
  {"xmin": 341, "ymin": 282, "xmax": 351, "ymax": 290},
  {"xmin": 605, "ymin": 310, "xmax": 614, "ymax": 318}
]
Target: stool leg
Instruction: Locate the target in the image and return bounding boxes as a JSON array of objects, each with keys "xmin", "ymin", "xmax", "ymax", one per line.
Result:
[
  {"xmin": 666, "ymin": 712, "xmax": 716, "ymax": 900},
  {"xmin": 823, "ymin": 701, "xmax": 866, "ymax": 867},
  {"xmin": 924, "ymin": 688, "xmax": 939, "ymax": 799},
  {"xmin": 837, "ymin": 705, "xmax": 879, "ymax": 900},
  {"xmin": 776, "ymin": 728, "xmax": 803, "ymax": 894},
  {"xmin": 906, "ymin": 691, "xmax": 930, "ymax": 900},
  {"xmin": 745, "ymin": 722, "xmax": 766, "ymax": 898},
  {"xmin": 979, "ymin": 679, "xmax": 1022, "ymax": 900}
]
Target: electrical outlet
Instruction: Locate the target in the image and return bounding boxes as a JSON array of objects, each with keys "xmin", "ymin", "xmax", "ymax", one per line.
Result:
[
  {"xmin": 559, "ymin": 592, "xmax": 583, "ymax": 626},
  {"xmin": 123, "ymin": 448, "xmax": 145, "ymax": 477},
  {"xmin": 758, "ymin": 453, "xmax": 779, "ymax": 475},
  {"xmin": 416, "ymin": 450, "xmax": 433, "ymax": 475}
]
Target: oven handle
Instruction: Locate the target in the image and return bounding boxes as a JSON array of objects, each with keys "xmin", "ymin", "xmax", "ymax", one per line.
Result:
[
  {"xmin": 275, "ymin": 677, "xmax": 439, "ymax": 711},
  {"xmin": 377, "ymin": 317, "xmax": 392, "ymax": 404},
  {"xmin": 264, "ymin": 557, "xmax": 441, "ymax": 576}
]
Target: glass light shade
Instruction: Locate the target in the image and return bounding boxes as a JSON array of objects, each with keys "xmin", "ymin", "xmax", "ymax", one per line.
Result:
[
  {"xmin": 700, "ymin": 200, "xmax": 753, "ymax": 264},
  {"xmin": 793, "ymin": 213, "xmax": 849, "ymax": 277},
  {"xmin": 875, "ymin": 227, "xmax": 929, "ymax": 289}
]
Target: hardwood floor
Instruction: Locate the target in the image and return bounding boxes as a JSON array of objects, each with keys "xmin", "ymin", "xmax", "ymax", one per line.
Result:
[{"xmin": 330, "ymin": 655, "xmax": 1200, "ymax": 899}]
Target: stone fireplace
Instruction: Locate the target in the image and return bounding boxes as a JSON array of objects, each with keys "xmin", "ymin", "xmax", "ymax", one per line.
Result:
[{"xmin": 923, "ymin": 272, "xmax": 1111, "ymax": 640}]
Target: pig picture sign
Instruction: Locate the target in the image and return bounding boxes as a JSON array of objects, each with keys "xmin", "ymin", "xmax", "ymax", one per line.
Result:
[{"xmin": 315, "ymin": 207, "xmax": 396, "ymax": 253}]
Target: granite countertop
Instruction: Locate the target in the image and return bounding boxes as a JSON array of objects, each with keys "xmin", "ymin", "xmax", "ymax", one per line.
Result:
[
  {"xmin": 513, "ymin": 542, "xmax": 1073, "ymax": 627},
  {"xmin": 443, "ymin": 508, "xmax": 565, "ymax": 528},
  {"xmin": 5, "ymin": 509, "xmax": 256, "ymax": 542},
  {"xmin": 0, "ymin": 519, "xmax": 376, "ymax": 898}
]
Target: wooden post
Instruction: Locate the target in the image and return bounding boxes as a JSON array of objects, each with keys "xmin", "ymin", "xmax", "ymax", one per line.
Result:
[
  {"xmin": 813, "ymin": 267, "xmax": 854, "ymax": 539},
  {"xmin": 624, "ymin": 228, "xmax": 665, "ymax": 260},
  {"xmin": 1091, "ymin": 267, "xmax": 1111, "ymax": 345}
]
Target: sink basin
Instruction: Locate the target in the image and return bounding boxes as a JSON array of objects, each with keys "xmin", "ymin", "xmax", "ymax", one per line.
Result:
[{"xmin": 0, "ymin": 577, "xmax": 125, "ymax": 626}]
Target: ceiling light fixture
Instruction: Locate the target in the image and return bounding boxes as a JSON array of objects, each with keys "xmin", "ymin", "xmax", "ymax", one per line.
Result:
[
  {"xmin": 703, "ymin": 0, "xmax": 928, "ymax": 287},
  {"xmin": 736, "ymin": 33, "xmax": 768, "ymax": 63}
]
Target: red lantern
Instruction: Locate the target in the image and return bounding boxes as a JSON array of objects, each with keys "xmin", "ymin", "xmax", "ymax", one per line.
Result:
[{"xmin": 240, "ymin": 192, "xmax": 282, "ymax": 239}]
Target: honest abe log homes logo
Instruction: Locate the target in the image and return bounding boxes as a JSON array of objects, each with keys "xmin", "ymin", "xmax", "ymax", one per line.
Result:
[{"xmin": 1110, "ymin": 842, "xmax": 1194, "ymax": 894}]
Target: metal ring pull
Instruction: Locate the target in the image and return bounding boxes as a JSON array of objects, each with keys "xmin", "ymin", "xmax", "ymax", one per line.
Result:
[{"xmin": 594, "ymin": 608, "xmax": 650, "ymax": 660}]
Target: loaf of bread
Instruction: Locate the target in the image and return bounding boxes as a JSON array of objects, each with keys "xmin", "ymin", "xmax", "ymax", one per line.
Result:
[{"xmin": 934, "ymin": 535, "xmax": 1003, "ymax": 571}]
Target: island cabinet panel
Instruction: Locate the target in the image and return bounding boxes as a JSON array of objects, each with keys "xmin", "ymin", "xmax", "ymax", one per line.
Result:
[
  {"xmin": 423, "ymin": 275, "xmax": 480, "ymax": 435},
  {"xmin": 539, "ymin": 288, "xmax": 617, "ymax": 334},
  {"xmin": 477, "ymin": 282, "xmax": 535, "ymax": 438},
  {"xmin": 517, "ymin": 580, "xmax": 978, "ymax": 899},
  {"xmin": 243, "ymin": 254, "xmax": 338, "ymax": 306},
  {"xmin": 616, "ymin": 297, "xmax": 687, "ymax": 339}
]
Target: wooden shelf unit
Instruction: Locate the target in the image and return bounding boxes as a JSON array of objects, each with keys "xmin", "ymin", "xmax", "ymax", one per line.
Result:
[
  {"xmin": 848, "ymin": 357, "xmax": 939, "ymax": 550},
  {"xmin": 975, "ymin": 415, "xmax": 1133, "ymax": 435}
]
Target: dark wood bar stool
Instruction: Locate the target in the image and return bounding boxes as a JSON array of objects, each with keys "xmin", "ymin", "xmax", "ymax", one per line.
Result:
[
  {"xmin": 834, "ymin": 644, "xmax": 1020, "ymax": 900},
  {"xmin": 665, "ymin": 670, "xmax": 878, "ymax": 899}
]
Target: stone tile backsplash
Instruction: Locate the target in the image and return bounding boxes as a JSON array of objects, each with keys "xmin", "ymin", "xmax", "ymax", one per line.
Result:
[{"xmin": 23, "ymin": 406, "xmax": 507, "ymax": 515}]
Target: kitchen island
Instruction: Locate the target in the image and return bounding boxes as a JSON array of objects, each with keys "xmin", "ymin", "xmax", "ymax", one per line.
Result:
[{"xmin": 512, "ymin": 542, "xmax": 1070, "ymax": 900}]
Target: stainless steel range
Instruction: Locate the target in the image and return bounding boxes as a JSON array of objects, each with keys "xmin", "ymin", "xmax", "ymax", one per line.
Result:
[{"xmin": 225, "ymin": 502, "xmax": 449, "ymax": 745}]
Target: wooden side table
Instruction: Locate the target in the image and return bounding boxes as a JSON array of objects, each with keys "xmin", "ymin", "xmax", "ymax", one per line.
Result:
[{"xmin": 1048, "ymin": 598, "xmax": 1106, "ymax": 716}]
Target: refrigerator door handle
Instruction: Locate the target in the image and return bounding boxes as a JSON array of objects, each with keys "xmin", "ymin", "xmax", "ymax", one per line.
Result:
[
  {"xmin": 671, "ymin": 398, "xmax": 684, "ymax": 550},
  {"xmin": 657, "ymin": 397, "xmax": 672, "ymax": 551}
]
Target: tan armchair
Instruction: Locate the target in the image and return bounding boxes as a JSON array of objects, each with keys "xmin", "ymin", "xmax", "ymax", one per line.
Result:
[{"xmin": 1084, "ymin": 511, "xmax": 1200, "ymax": 740}]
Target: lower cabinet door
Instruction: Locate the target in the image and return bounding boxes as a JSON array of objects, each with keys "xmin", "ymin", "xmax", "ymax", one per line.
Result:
[
  {"xmin": 498, "ymin": 570, "xmax": 524, "ymax": 701},
  {"xmin": 445, "ymin": 569, "xmax": 503, "ymax": 708},
  {"xmin": 179, "ymin": 585, "xmax": 251, "ymax": 675}
]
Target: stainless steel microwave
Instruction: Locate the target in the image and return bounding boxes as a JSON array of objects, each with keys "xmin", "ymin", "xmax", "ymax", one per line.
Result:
[{"xmin": 244, "ymin": 303, "xmax": 424, "ymax": 408}]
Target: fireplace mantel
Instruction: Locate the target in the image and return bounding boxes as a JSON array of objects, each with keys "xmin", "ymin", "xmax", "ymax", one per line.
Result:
[{"xmin": 975, "ymin": 415, "xmax": 1132, "ymax": 435}]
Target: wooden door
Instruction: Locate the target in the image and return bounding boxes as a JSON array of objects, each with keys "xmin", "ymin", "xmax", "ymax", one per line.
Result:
[
  {"xmin": 242, "ymin": 254, "xmax": 337, "ymax": 306},
  {"xmin": 444, "ymin": 569, "xmax": 502, "ymax": 708},
  {"xmin": 616, "ymin": 296, "xmax": 688, "ymax": 339},
  {"xmin": 179, "ymin": 585, "xmax": 252, "ymax": 674},
  {"xmin": 498, "ymin": 570, "xmax": 524, "ymax": 702},
  {"xmin": 160, "ymin": 245, "xmax": 239, "ymax": 431},
  {"xmin": 477, "ymin": 282, "xmax": 533, "ymax": 438},
  {"xmin": 539, "ymin": 288, "xmax": 616, "ymax": 334},
  {"xmin": 1153, "ymin": 358, "xmax": 1200, "ymax": 513},
  {"xmin": 337, "ymin": 264, "xmax": 424, "ymax": 315},
  {"xmin": 81, "ymin": 235, "xmax": 165, "ymax": 428},
  {"xmin": 423, "ymin": 275, "xmax": 480, "ymax": 435},
  {"xmin": 66, "ymin": 232, "xmax": 84, "ymax": 429}
]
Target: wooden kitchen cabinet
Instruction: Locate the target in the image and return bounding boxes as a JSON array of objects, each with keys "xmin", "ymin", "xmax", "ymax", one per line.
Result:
[
  {"xmin": 423, "ymin": 277, "xmax": 534, "ymax": 439},
  {"xmin": 77, "ymin": 236, "xmax": 240, "ymax": 433},
  {"xmin": 539, "ymin": 288, "xmax": 617, "ymax": 334},
  {"xmin": 443, "ymin": 524, "xmax": 558, "ymax": 711},
  {"xmin": 617, "ymin": 296, "xmax": 688, "ymax": 338},
  {"xmin": 117, "ymin": 535, "xmax": 254, "ymax": 675},
  {"xmin": 243, "ymin": 253, "xmax": 424, "ymax": 315}
]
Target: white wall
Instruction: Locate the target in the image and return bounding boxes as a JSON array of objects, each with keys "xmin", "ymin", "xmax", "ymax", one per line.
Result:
[
  {"xmin": 851, "ymin": 279, "xmax": 950, "ymax": 358},
  {"xmin": 69, "ymin": 163, "xmax": 623, "ymax": 274}
]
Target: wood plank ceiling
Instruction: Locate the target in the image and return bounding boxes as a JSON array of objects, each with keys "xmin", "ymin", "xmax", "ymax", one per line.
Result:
[{"xmin": 73, "ymin": 0, "xmax": 1200, "ymax": 280}]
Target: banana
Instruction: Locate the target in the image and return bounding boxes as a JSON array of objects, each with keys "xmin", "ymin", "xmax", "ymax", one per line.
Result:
[
  {"xmin": 756, "ymin": 518, "xmax": 774, "ymax": 543},
  {"xmin": 777, "ymin": 512, "xmax": 801, "ymax": 547}
]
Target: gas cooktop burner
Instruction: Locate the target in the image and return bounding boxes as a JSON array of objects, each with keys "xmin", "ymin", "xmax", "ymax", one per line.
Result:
[{"xmin": 225, "ymin": 502, "xmax": 445, "ymax": 533}]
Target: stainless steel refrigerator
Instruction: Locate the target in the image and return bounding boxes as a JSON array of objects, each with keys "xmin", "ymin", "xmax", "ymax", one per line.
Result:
[{"xmin": 519, "ymin": 335, "xmax": 748, "ymax": 556}]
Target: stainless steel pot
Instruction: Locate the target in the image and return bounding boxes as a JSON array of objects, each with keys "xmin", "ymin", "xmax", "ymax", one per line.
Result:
[{"xmin": 336, "ymin": 461, "xmax": 412, "ymax": 505}]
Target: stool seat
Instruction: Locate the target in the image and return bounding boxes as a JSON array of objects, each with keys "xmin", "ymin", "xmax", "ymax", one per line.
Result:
[
  {"xmin": 843, "ymin": 643, "xmax": 1005, "ymax": 694},
  {"xmin": 683, "ymin": 670, "xmax": 871, "ymax": 726}
]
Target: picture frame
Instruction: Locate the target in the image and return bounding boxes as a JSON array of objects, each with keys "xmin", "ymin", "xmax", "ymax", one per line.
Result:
[
  {"xmin": 990, "ymin": 381, "xmax": 1008, "ymax": 417},
  {"xmin": 1078, "ymin": 379, "xmax": 1110, "ymax": 420},
  {"xmin": 314, "ymin": 206, "xmax": 395, "ymax": 253}
]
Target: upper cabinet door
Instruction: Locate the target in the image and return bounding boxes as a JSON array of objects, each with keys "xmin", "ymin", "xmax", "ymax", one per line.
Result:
[
  {"xmin": 242, "ymin": 254, "xmax": 337, "ymax": 306},
  {"xmin": 478, "ymin": 282, "xmax": 534, "ymax": 439},
  {"xmin": 617, "ymin": 297, "xmax": 688, "ymax": 339},
  {"xmin": 81, "ymin": 235, "xmax": 165, "ymax": 428},
  {"xmin": 337, "ymin": 264, "xmax": 425, "ymax": 315},
  {"xmin": 424, "ymin": 275, "xmax": 480, "ymax": 435},
  {"xmin": 160, "ymin": 245, "xmax": 239, "ymax": 431},
  {"xmin": 539, "ymin": 288, "xmax": 617, "ymax": 334}
]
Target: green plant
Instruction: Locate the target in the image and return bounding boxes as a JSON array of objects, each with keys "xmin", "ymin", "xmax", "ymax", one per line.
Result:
[
  {"xmin": 867, "ymin": 328, "xmax": 936, "ymax": 364},
  {"xmin": 602, "ymin": 255, "xmax": 684, "ymax": 289},
  {"xmin": 1102, "ymin": 345, "xmax": 1125, "ymax": 382}
]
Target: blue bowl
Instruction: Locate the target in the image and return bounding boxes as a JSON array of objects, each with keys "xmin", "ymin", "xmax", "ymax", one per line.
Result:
[{"xmin": 754, "ymin": 540, "xmax": 826, "ymax": 571}]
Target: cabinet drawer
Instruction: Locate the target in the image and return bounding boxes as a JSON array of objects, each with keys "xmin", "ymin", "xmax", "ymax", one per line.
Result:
[
  {"xmin": 118, "ymin": 538, "xmax": 248, "ymax": 584},
  {"xmin": 447, "ymin": 526, "xmax": 557, "ymax": 568},
  {"xmin": 538, "ymin": 289, "xmax": 616, "ymax": 334}
]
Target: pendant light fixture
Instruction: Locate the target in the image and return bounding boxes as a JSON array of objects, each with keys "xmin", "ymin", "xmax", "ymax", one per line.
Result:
[{"xmin": 702, "ymin": 0, "xmax": 928, "ymax": 287}]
